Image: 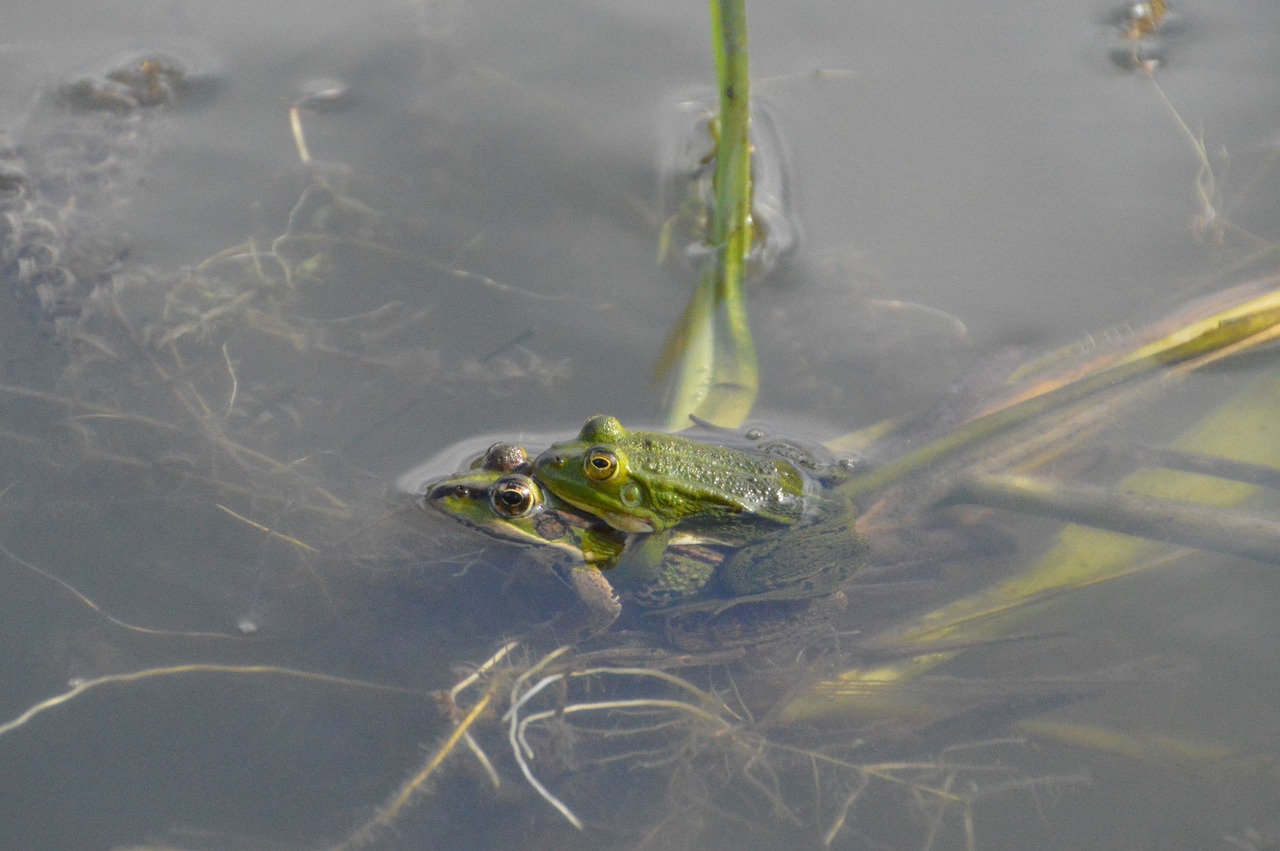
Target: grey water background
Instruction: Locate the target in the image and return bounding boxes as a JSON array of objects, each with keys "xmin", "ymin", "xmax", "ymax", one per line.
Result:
[{"xmin": 0, "ymin": 1, "xmax": 1279, "ymax": 849}]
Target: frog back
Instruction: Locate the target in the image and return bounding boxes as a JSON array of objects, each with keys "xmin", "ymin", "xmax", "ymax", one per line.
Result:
[{"xmin": 623, "ymin": 432, "xmax": 810, "ymax": 522}]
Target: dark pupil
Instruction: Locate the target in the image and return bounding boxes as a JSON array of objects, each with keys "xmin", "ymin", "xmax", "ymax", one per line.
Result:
[
  {"xmin": 590, "ymin": 456, "xmax": 609, "ymax": 469},
  {"xmin": 499, "ymin": 488, "xmax": 526, "ymax": 508}
]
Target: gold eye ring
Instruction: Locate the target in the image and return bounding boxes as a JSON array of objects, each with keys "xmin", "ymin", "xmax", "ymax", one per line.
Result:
[
  {"xmin": 583, "ymin": 447, "xmax": 619, "ymax": 482},
  {"xmin": 491, "ymin": 476, "xmax": 539, "ymax": 517}
]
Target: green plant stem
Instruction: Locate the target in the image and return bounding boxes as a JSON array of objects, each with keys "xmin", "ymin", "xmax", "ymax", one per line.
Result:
[
  {"xmin": 664, "ymin": 0, "xmax": 758, "ymax": 428},
  {"xmin": 949, "ymin": 472, "xmax": 1280, "ymax": 564},
  {"xmin": 841, "ymin": 293, "xmax": 1280, "ymax": 500}
]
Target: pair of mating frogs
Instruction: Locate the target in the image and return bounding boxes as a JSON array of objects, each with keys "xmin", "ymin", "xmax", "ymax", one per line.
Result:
[{"xmin": 422, "ymin": 415, "xmax": 868, "ymax": 643}]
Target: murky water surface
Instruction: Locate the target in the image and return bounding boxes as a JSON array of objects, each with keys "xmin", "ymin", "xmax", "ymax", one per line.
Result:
[{"xmin": 1, "ymin": 1, "xmax": 1279, "ymax": 849}]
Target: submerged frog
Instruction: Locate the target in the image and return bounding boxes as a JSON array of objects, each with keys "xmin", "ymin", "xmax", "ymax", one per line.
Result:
[
  {"xmin": 531, "ymin": 415, "xmax": 868, "ymax": 613},
  {"xmin": 423, "ymin": 441, "xmax": 851, "ymax": 648},
  {"xmin": 427, "ymin": 442, "xmax": 624, "ymax": 566},
  {"xmin": 421, "ymin": 441, "xmax": 727, "ymax": 635}
]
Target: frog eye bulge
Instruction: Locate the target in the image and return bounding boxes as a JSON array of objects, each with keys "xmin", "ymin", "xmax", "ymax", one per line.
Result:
[
  {"xmin": 491, "ymin": 476, "xmax": 539, "ymax": 517},
  {"xmin": 583, "ymin": 447, "xmax": 619, "ymax": 481},
  {"xmin": 476, "ymin": 442, "xmax": 530, "ymax": 473}
]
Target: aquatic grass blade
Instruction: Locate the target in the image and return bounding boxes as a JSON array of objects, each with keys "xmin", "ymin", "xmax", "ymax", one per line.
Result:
[
  {"xmin": 659, "ymin": 0, "xmax": 758, "ymax": 429},
  {"xmin": 784, "ymin": 281, "xmax": 1280, "ymax": 724}
]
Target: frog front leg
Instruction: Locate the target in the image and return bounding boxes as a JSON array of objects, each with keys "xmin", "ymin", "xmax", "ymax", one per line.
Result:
[
  {"xmin": 579, "ymin": 523, "xmax": 626, "ymax": 568},
  {"xmin": 550, "ymin": 523, "xmax": 625, "ymax": 637},
  {"xmin": 610, "ymin": 530, "xmax": 718, "ymax": 609},
  {"xmin": 558, "ymin": 563, "xmax": 622, "ymax": 635}
]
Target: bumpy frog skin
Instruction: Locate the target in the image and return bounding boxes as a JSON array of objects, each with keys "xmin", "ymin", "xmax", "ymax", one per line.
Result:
[
  {"xmin": 531, "ymin": 415, "xmax": 810, "ymax": 536},
  {"xmin": 531, "ymin": 416, "xmax": 868, "ymax": 613}
]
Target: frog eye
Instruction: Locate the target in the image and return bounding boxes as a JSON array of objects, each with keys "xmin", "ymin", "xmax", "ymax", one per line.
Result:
[
  {"xmin": 583, "ymin": 447, "xmax": 619, "ymax": 481},
  {"xmin": 491, "ymin": 476, "xmax": 539, "ymax": 517}
]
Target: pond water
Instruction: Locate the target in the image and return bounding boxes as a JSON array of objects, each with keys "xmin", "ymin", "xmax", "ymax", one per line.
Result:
[{"xmin": 1, "ymin": 1, "xmax": 1279, "ymax": 849}]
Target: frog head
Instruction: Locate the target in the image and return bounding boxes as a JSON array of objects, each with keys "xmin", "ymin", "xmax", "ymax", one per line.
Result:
[
  {"xmin": 422, "ymin": 441, "xmax": 624, "ymax": 566},
  {"xmin": 531, "ymin": 416, "xmax": 666, "ymax": 533}
]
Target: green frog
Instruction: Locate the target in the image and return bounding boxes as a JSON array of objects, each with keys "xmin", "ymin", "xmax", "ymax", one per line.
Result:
[
  {"xmin": 422, "ymin": 441, "xmax": 851, "ymax": 648},
  {"xmin": 421, "ymin": 441, "xmax": 727, "ymax": 634},
  {"xmin": 531, "ymin": 415, "xmax": 812, "ymax": 534},
  {"xmin": 425, "ymin": 442, "xmax": 624, "ymax": 566},
  {"xmin": 530, "ymin": 415, "xmax": 868, "ymax": 613}
]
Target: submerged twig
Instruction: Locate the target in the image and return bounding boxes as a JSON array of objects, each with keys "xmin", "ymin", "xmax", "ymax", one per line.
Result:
[
  {"xmin": 215, "ymin": 503, "xmax": 320, "ymax": 553},
  {"xmin": 331, "ymin": 680, "xmax": 501, "ymax": 850},
  {"xmin": 0, "ymin": 541, "xmax": 248, "ymax": 640},
  {"xmin": 948, "ymin": 472, "xmax": 1280, "ymax": 564},
  {"xmin": 0, "ymin": 665, "xmax": 420, "ymax": 740}
]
